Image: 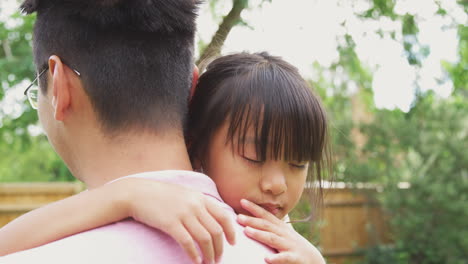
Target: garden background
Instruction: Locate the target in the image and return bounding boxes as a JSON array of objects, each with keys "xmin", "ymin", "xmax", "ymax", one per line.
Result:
[{"xmin": 0, "ymin": 0, "xmax": 467, "ymax": 263}]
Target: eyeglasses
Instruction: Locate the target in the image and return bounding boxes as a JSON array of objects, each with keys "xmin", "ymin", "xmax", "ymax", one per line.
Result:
[{"xmin": 24, "ymin": 66, "xmax": 81, "ymax": 109}]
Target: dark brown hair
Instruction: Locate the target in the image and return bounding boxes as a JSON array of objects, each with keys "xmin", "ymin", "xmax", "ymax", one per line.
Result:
[
  {"xmin": 22, "ymin": 0, "xmax": 199, "ymax": 134},
  {"xmin": 188, "ymin": 52, "xmax": 332, "ymax": 217}
]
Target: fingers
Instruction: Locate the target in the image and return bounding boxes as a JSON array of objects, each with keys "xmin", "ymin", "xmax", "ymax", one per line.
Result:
[
  {"xmin": 237, "ymin": 214, "xmax": 277, "ymax": 234},
  {"xmin": 183, "ymin": 218, "xmax": 215, "ymax": 264},
  {"xmin": 206, "ymin": 199, "xmax": 236, "ymax": 245},
  {"xmin": 169, "ymin": 225, "xmax": 203, "ymax": 264},
  {"xmin": 175, "ymin": 197, "xmax": 234, "ymax": 264},
  {"xmin": 240, "ymin": 199, "xmax": 280, "ymax": 223},
  {"xmin": 198, "ymin": 210, "xmax": 225, "ymax": 263},
  {"xmin": 244, "ymin": 226, "xmax": 288, "ymax": 251},
  {"xmin": 265, "ymin": 252, "xmax": 301, "ymax": 264}
]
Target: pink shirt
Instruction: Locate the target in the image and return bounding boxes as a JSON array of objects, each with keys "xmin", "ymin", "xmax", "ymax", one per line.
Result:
[{"xmin": 1, "ymin": 171, "xmax": 274, "ymax": 263}]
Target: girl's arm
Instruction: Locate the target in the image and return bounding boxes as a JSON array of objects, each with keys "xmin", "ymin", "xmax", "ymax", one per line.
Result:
[
  {"xmin": 237, "ymin": 199, "xmax": 326, "ymax": 264},
  {"xmin": 0, "ymin": 177, "xmax": 235, "ymax": 264}
]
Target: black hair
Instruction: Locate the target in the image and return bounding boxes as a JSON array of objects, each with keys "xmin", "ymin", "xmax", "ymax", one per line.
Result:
[
  {"xmin": 21, "ymin": 0, "xmax": 199, "ymax": 133},
  {"xmin": 188, "ymin": 52, "xmax": 332, "ymax": 215}
]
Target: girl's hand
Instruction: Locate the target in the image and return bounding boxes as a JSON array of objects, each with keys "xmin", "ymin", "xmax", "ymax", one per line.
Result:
[
  {"xmin": 112, "ymin": 178, "xmax": 236, "ymax": 264},
  {"xmin": 236, "ymin": 199, "xmax": 325, "ymax": 264}
]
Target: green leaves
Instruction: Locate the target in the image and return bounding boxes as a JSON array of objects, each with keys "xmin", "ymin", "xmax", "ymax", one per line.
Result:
[
  {"xmin": 401, "ymin": 13, "xmax": 430, "ymax": 66},
  {"xmin": 401, "ymin": 14, "xmax": 418, "ymax": 35},
  {"xmin": 314, "ymin": 2, "xmax": 468, "ymax": 259},
  {"xmin": 359, "ymin": 0, "xmax": 397, "ymax": 20},
  {"xmin": 355, "ymin": 91, "xmax": 468, "ymax": 263},
  {"xmin": 0, "ymin": 11, "xmax": 73, "ymax": 182},
  {"xmin": 443, "ymin": 25, "xmax": 468, "ymax": 96},
  {"xmin": 0, "ymin": 12, "xmax": 36, "ymax": 92}
]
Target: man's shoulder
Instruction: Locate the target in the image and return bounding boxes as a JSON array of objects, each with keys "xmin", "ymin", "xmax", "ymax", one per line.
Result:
[
  {"xmin": 0, "ymin": 216, "xmax": 274, "ymax": 264},
  {"xmin": 0, "ymin": 220, "xmax": 192, "ymax": 264},
  {"xmin": 1, "ymin": 170, "xmax": 274, "ymax": 264}
]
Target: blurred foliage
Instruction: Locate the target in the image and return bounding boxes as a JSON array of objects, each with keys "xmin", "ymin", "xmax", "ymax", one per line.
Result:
[
  {"xmin": 320, "ymin": 1, "xmax": 467, "ymax": 262},
  {"xmin": 0, "ymin": 13, "xmax": 35, "ymax": 92},
  {"xmin": 0, "ymin": 10, "xmax": 73, "ymax": 181},
  {"xmin": 358, "ymin": 0, "xmax": 397, "ymax": 20},
  {"xmin": 289, "ymin": 194, "xmax": 320, "ymax": 244},
  {"xmin": 359, "ymin": 244, "xmax": 410, "ymax": 264},
  {"xmin": 356, "ymin": 91, "xmax": 468, "ymax": 263},
  {"xmin": 1, "ymin": 0, "xmax": 467, "ymax": 262}
]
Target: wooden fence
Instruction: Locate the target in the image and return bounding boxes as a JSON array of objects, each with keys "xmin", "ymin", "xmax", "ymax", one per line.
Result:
[
  {"xmin": 0, "ymin": 183, "xmax": 84, "ymax": 228},
  {"xmin": 0, "ymin": 183, "xmax": 391, "ymax": 263},
  {"xmin": 320, "ymin": 187, "xmax": 391, "ymax": 264}
]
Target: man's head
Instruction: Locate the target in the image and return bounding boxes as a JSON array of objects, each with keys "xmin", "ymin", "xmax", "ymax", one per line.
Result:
[{"xmin": 22, "ymin": 0, "xmax": 199, "ymax": 134}]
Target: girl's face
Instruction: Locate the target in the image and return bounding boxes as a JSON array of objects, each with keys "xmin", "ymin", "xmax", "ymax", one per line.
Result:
[{"xmin": 202, "ymin": 121, "xmax": 308, "ymax": 219}]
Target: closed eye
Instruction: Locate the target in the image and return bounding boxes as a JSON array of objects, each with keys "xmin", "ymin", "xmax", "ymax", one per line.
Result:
[
  {"xmin": 242, "ymin": 155, "xmax": 263, "ymax": 164},
  {"xmin": 289, "ymin": 163, "xmax": 307, "ymax": 169}
]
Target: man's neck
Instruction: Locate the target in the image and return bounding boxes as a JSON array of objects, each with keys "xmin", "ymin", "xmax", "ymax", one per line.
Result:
[{"xmin": 67, "ymin": 130, "xmax": 193, "ymax": 189}]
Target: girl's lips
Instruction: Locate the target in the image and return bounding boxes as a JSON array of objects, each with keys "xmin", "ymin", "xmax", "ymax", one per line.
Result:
[{"xmin": 258, "ymin": 203, "xmax": 282, "ymax": 216}]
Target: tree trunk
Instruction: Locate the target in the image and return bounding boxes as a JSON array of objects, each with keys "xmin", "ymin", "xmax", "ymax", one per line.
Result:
[{"xmin": 196, "ymin": 0, "xmax": 248, "ymax": 71}]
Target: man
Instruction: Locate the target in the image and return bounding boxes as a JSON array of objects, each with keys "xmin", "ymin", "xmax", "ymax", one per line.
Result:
[{"xmin": 0, "ymin": 0, "xmax": 273, "ymax": 263}]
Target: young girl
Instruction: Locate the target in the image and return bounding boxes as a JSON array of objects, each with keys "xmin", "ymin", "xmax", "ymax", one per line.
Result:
[{"xmin": 0, "ymin": 52, "xmax": 330, "ymax": 264}]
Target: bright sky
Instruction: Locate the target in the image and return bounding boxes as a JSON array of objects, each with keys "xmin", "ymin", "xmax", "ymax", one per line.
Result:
[
  {"xmin": 0, "ymin": 0, "xmax": 466, "ymax": 119},
  {"xmin": 197, "ymin": 0, "xmax": 465, "ymax": 112}
]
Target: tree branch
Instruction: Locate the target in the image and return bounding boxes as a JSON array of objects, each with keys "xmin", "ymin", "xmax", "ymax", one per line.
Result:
[
  {"xmin": 2, "ymin": 39, "xmax": 14, "ymax": 61},
  {"xmin": 196, "ymin": 0, "xmax": 248, "ymax": 71}
]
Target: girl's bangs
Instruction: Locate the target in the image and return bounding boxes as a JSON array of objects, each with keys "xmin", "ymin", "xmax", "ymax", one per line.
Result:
[{"xmin": 225, "ymin": 68, "xmax": 327, "ymax": 163}]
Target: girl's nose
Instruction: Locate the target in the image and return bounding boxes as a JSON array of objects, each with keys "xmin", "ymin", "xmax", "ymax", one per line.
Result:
[{"xmin": 260, "ymin": 168, "xmax": 287, "ymax": 196}]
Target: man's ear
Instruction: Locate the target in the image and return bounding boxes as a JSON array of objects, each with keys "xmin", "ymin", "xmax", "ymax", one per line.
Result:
[
  {"xmin": 48, "ymin": 55, "xmax": 72, "ymax": 121},
  {"xmin": 189, "ymin": 65, "xmax": 199, "ymax": 101}
]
